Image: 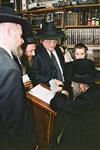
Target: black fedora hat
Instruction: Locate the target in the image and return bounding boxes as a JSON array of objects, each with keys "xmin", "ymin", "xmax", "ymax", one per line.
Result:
[
  {"xmin": 64, "ymin": 59, "xmax": 100, "ymax": 84},
  {"xmin": 0, "ymin": 6, "xmax": 30, "ymax": 35},
  {"xmin": 23, "ymin": 34, "xmax": 36, "ymax": 44},
  {"xmin": 23, "ymin": 24, "xmax": 36, "ymax": 44},
  {"xmin": 36, "ymin": 21, "xmax": 65, "ymax": 40}
]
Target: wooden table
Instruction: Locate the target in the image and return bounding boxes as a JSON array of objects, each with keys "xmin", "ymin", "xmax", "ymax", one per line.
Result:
[{"xmin": 26, "ymin": 86, "xmax": 56, "ymax": 150}]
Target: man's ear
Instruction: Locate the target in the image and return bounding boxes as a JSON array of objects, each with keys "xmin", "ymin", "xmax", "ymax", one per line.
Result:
[
  {"xmin": 79, "ymin": 83, "xmax": 85, "ymax": 92},
  {"xmin": 8, "ymin": 23, "xmax": 17, "ymax": 36},
  {"xmin": 80, "ymin": 83, "xmax": 88, "ymax": 92},
  {"xmin": 8, "ymin": 24, "xmax": 14, "ymax": 36}
]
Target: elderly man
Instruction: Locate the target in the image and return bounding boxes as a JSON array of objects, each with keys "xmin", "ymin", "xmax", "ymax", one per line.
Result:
[
  {"xmin": 0, "ymin": 6, "xmax": 37, "ymax": 149},
  {"xmin": 50, "ymin": 59, "xmax": 100, "ymax": 150},
  {"xmin": 28, "ymin": 22, "xmax": 65, "ymax": 91}
]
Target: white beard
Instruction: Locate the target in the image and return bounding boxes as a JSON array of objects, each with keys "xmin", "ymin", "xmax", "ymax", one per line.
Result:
[
  {"xmin": 12, "ymin": 46, "xmax": 23, "ymax": 57},
  {"xmin": 72, "ymin": 82, "xmax": 81, "ymax": 100}
]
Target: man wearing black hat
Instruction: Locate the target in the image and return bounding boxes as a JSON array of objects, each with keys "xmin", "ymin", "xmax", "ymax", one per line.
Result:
[
  {"xmin": 50, "ymin": 59, "xmax": 100, "ymax": 150},
  {"xmin": 20, "ymin": 25, "xmax": 36, "ymax": 75},
  {"xmin": 28, "ymin": 22, "xmax": 65, "ymax": 91},
  {"xmin": 0, "ymin": 6, "xmax": 37, "ymax": 149}
]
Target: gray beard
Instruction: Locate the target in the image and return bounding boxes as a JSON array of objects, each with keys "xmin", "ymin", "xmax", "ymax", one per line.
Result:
[
  {"xmin": 72, "ymin": 83, "xmax": 81, "ymax": 100},
  {"xmin": 73, "ymin": 90, "xmax": 81, "ymax": 100}
]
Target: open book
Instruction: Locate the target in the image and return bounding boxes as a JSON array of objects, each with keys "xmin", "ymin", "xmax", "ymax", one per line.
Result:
[{"xmin": 29, "ymin": 84, "xmax": 55, "ymax": 104}]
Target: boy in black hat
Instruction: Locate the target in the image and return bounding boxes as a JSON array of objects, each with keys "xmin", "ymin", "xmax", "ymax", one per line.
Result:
[
  {"xmin": 50, "ymin": 59, "xmax": 100, "ymax": 150},
  {"xmin": 0, "ymin": 6, "xmax": 37, "ymax": 150}
]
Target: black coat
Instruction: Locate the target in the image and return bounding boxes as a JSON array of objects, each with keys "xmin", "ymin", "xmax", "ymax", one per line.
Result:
[
  {"xmin": 28, "ymin": 44, "xmax": 65, "ymax": 86},
  {"xmin": 50, "ymin": 84, "xmax": 100, "ymax": 150},
  {"xmin": 0, "ymin": 48, "xmax": 37, "ymax": 150}
]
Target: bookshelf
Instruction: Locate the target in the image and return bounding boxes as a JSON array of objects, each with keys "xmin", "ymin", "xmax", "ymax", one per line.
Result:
[
  {"xmin": 21, "ymin": 3, "xmax": 100, "ymax": 66},
  {"xmin": 64, "ymin": 4, "xmax": 100, "ymax": 66},
  {"xmin": 20, "ymin": 7, "xmax": 64, "ymax": 29}
]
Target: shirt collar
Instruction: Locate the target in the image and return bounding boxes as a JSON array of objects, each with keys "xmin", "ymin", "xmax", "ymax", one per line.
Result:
[{"xmin": 46, "ymin": 48, "xmax": 56, "ymax": 56}]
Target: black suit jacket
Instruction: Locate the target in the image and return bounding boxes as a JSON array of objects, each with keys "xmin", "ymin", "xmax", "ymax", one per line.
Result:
[
  {"xmin": 28, "ymin": 44, "xmax": 65, "ymax": 86},
  {"xmin": 0, "ymin": 48, "xmax": 37, "ymax": 150},
  {"xmin": 50, "ymin": 84, "xmax": 100, "ymax": 150}
]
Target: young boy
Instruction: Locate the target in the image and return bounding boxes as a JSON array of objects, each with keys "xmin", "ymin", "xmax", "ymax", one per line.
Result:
[{"xmin": 74, "ymin": 43, "xmax": 88, "ymax": 59}]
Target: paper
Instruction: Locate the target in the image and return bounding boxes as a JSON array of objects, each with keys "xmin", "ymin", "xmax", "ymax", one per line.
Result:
[
  {"xmin": 22, "ymin": 74, "xmax": 30, "ymax": 83},
  {"xmin": 29, "ymin": 84, "xmax": 55, "ymax": 104},
  {"xmin": 49, "ymin": 79, "xmax": 58, "ymax": 92}
]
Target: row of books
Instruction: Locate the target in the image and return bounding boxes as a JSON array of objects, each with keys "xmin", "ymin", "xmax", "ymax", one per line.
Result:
[
  {"xmin": 65, "ymin": 28, "xmax": 100, "ymax": 46},
  {"xmin": 64, "ymin": 9, "xmax": 100, "ymax": 26}
]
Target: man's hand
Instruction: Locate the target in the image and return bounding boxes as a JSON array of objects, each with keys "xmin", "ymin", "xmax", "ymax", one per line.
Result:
[
  {"xmin": 49, "ymin": 79, "xmax": 64, "ymax": 92},
  {"xmin": 55, "ymin": 79, "xmax": 63, "ymax": 86},
  {"xmin": 55, "ymin": 79, "xmax": 64, "ymax": 92}
]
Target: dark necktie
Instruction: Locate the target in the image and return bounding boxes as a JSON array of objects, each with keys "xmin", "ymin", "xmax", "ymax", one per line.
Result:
[
  {"xmin": 51, "ymin": 52, "xmax": 63, "ymax": 82},
  {"xmin": 12, "ymin": 54, "xmax": 22, "ymax": 74}
]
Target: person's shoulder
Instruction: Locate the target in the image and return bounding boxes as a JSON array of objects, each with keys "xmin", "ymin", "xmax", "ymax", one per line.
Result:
[
  {"xmin": 0, "ymin": 51, "xmax": 10, "ymax": 65},
  {"xmin": 55, "ymin": 45, "xmax": 61, "ymax": 51},
  {"xmin": 0, "ymin": 53, "xmax": 16, "ymax": 70},
  {"xmin": 55, "ymin": 45, "xmax": 64, "ymax": 56},
  {"xmin": 36, "ymin": 44, "xmax": 47, "ymax": 56},
  {"xmin": 82, "ymin": 84, "xmax": 100, "ymax": 99}
]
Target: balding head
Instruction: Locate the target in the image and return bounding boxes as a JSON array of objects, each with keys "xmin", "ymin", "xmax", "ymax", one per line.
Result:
[{"xmin": 0, "ymin": 22, "xmax": 23, "ymax": 53}]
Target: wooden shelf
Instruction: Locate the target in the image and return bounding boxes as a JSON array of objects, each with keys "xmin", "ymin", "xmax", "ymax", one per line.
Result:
[
  {"xmin": 64, "ymin": 25, "xmax": 100, "ymax": 29},
  {"xmin": 64, "ymin": 3, "xmax": 100, "ymax": 9},
  {"xmin": 19, "ymin": 4, "xmax": 100, "ymax": 14},
  {"xmin": 96, "ymin": 64, "xmax": 100, "ymax": 67},
  {"xmin": 20, "ymin": 7, "xmax": 64, "ymax": 14},
  {"xmin": 67, "ymin": 45, "xmax": 100, "ymax": 48}
]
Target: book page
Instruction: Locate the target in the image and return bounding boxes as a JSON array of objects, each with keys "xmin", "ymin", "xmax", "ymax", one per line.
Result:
[{"xmin": 29, "ymin": 84, "xmax": 55, "ymax": 104}]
